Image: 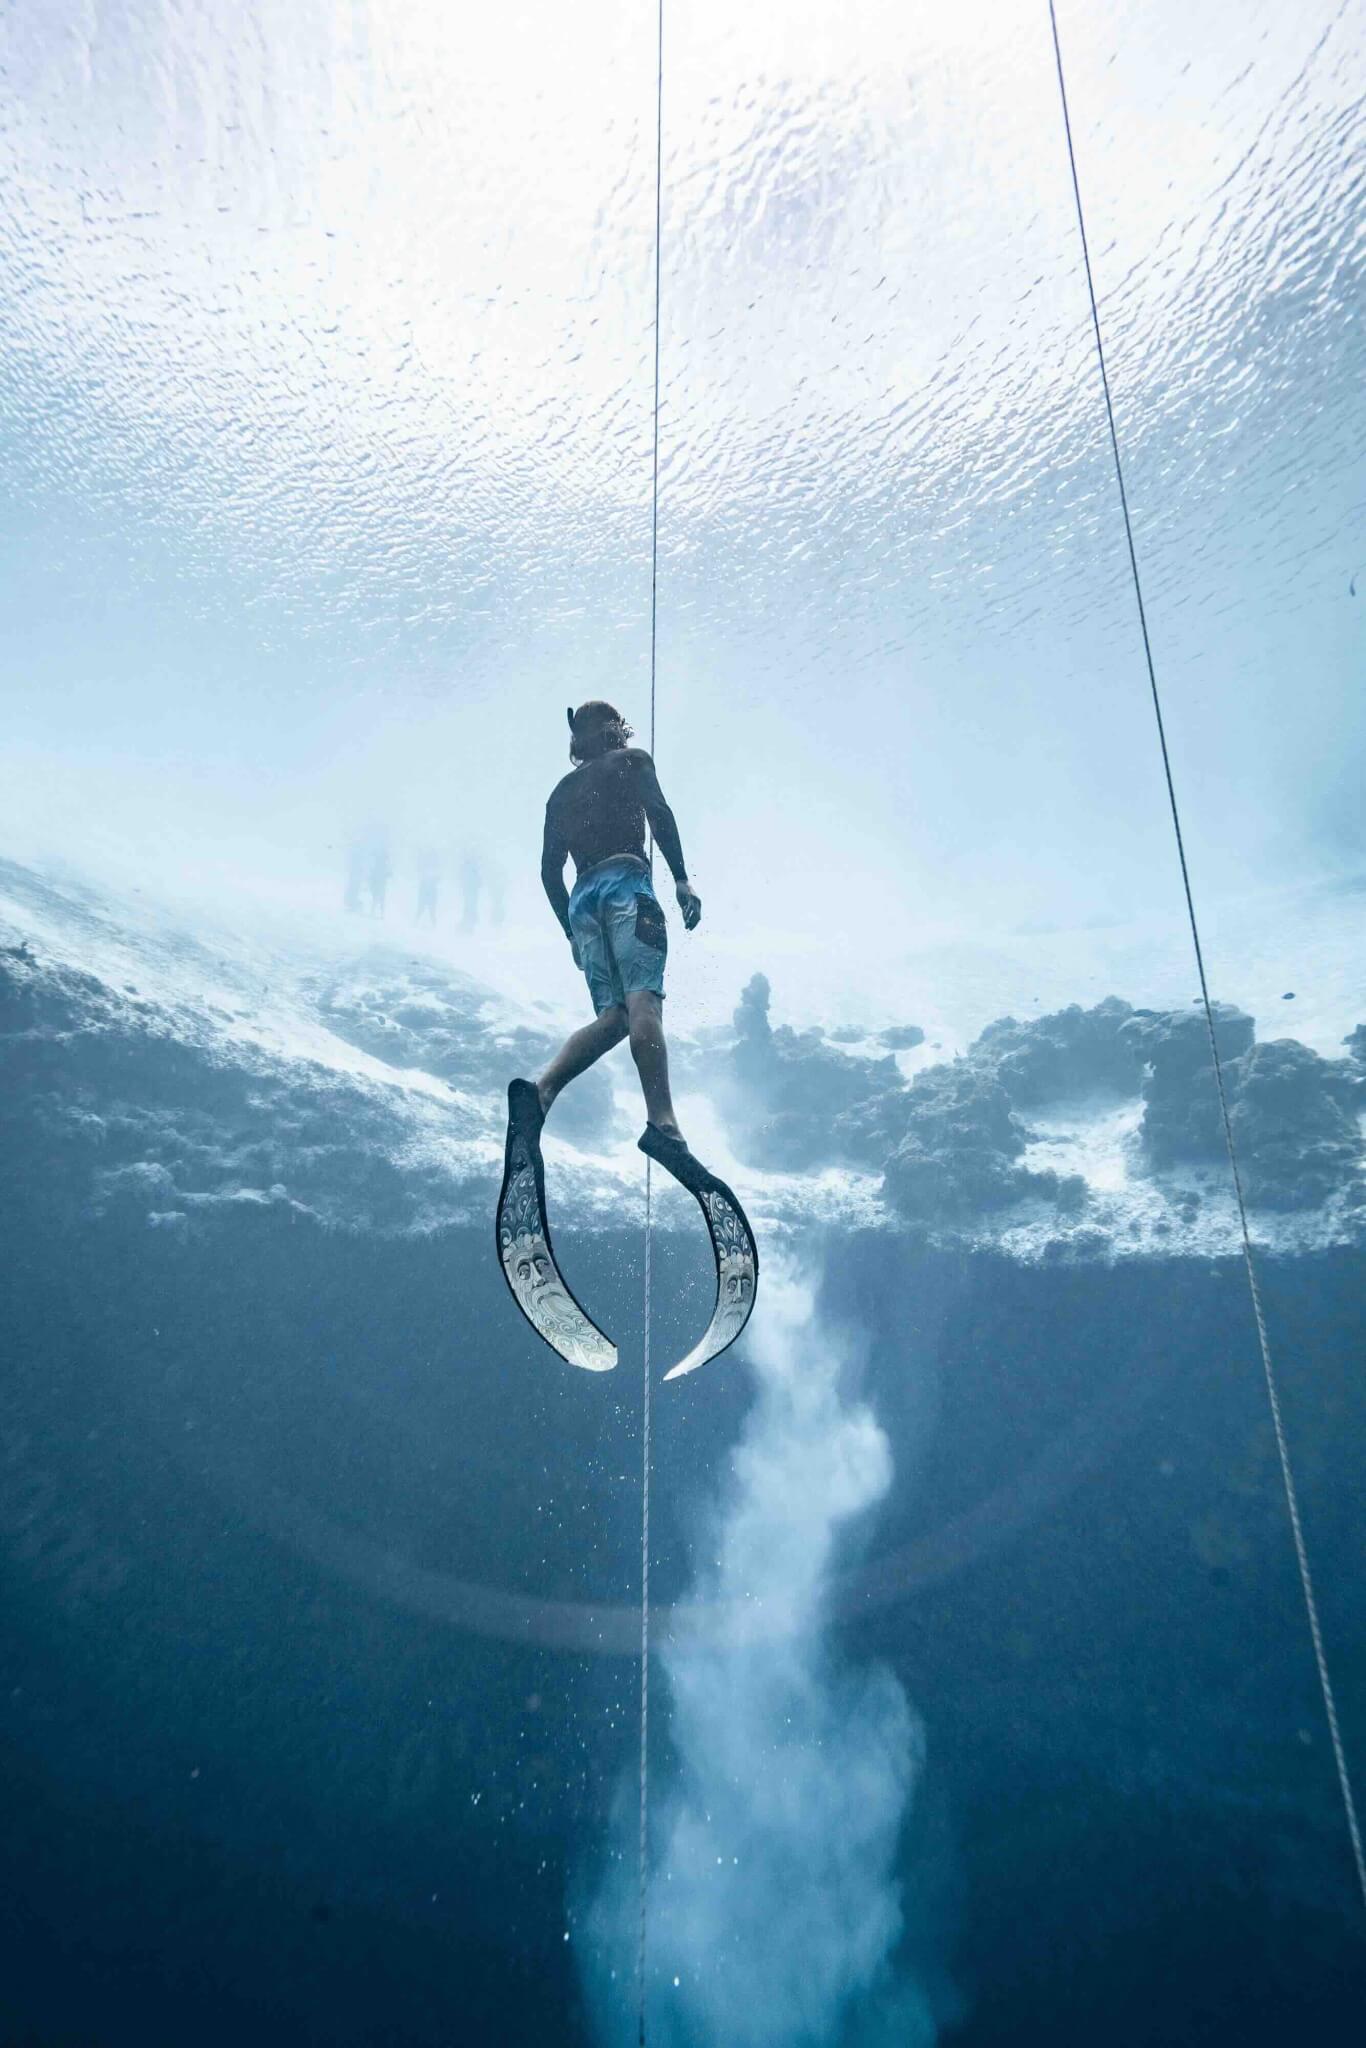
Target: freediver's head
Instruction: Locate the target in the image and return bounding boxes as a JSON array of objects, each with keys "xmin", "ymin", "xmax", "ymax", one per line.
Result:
[{"xmin": 567, "ymin": 700, "xmax": 634, "ymax": 764}]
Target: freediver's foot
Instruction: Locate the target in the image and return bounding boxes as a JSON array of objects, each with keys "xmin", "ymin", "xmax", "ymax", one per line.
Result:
[
  {"xmin": 638, "ymin": 1121, "xmax": 713, "ymax": 1193},
  {"xmin": 508, "ymin": 1077, "xmax": 546, "ymax": 1148}
]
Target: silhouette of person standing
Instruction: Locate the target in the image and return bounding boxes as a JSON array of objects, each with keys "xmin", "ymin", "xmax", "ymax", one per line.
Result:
[
  {"xmin": 368, "ymin": 841, "xmax": 392, "ymax": 919},
  {"xmin": 416, "ymin": 847, "xmax": 440, "ymax": 925}
]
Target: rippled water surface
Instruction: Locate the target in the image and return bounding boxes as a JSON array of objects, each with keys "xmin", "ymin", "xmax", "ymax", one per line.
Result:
[{"xmin": 4, "ymin": 1, "xmax": 1362, "ymax": 961}]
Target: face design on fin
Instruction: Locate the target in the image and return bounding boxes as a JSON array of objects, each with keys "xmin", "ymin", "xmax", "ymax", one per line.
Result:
[
  {"xmin": 497, "ymin": 1154, "xmax": 616, "ymax": 1372},
  {"xmin": 714, "ymin": 1247, "xmax": 756, "ymax": 1341},
  {"xmin": 504, "ymin": 1229, "xmax": 574, "ymax": 1333}
]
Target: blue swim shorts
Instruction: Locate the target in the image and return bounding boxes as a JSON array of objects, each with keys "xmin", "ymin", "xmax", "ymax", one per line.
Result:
[{"xmin": 568, "ymin": 856, "xmax": 667, "ymax": 1015}]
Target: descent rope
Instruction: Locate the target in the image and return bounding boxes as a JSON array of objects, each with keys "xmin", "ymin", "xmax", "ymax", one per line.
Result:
[
  {"xmin": 639, "ymin": 4, "xmax": 666, "ymax": 2041},
  {"xmin": 1047, "ymin": 0, "xmax": 1366, "ymax": 1917}
]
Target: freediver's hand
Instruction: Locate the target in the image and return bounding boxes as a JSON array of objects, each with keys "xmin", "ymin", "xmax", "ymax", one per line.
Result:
[
  {"xmin": 567, "ymin": 930, "xmax": 582, "ymax": 970},
  {"xmin": 675, "ymin": 880, "xmax": 702, "ymax": 931}
]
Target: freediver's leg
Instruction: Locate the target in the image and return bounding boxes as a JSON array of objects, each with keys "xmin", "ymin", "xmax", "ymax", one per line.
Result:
[
  {"xmin": 626, "ymin": 989, "xmax": 680, "ymax": 1135},
  {"xmin": 537, "ymin": 1006, "xmax": 629, "ymax": 1115}
]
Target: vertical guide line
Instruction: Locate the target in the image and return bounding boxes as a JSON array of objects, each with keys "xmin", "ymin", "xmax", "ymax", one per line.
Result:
[
  {"xmin": 639, "ymin": 5, "xmax": 666, "ymax": 2043},
  {"xmin": 1047, "ymin": 0, "xmax": 1366, "ymax": 1918}
]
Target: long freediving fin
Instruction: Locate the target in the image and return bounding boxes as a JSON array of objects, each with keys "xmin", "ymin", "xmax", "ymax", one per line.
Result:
[
  {"xmin": 638, "ymin": 1126, "xmax": 759, "ymax": 1380},
  {"xmin": 496, "ymin": 1080, "xmax": 617, "ymax": 1372}
]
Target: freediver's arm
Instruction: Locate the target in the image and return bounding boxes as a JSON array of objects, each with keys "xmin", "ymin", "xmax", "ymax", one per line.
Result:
[
  {"xmin": 631, "ymin": 750, "xmax": 702, "ymax": 929},
  {"xmin": 540, "ymin": 809, "xmax": 573, "ymax": 938}
]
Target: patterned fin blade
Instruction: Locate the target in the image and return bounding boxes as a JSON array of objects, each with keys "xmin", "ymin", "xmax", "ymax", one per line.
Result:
[
  {"xmin": 661, "ymin": 1176, "xmax": 759, "ymax": 1381},
  {"xmin": 496, "ymin": 1129, "xmax": 617, "ymax": 1373}
]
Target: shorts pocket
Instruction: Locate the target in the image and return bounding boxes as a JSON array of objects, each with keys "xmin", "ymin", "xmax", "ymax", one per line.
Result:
[{"xmin": 633, "ymin": 891, "xmax": 668, "ymax": 954}]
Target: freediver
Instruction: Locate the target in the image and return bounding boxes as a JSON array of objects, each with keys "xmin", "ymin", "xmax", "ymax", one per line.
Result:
[
  {"xmin": 506, "ymin": 700, "xmax": 704, "ymax": 1179},
  {"xmin": 498, "ymin": 699, "xmax": 758, "ymax": 1375}
]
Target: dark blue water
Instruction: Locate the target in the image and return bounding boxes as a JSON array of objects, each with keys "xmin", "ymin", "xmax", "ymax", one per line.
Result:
[{"xmin": 2, "ymin": 881, "xmax": 1363, "ymax": 2044}]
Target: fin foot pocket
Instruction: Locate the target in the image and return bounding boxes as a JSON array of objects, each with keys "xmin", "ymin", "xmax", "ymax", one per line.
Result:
[
  {"xmin": 507, "ymin": 1076, "xmax": 545, "ymax": 1145},
  {"xmin": 495, "ymin": 1080, "xmax": 616, "ymax": 1373},
  {"xmin": 637, "ymin": 1121, "xmax": 713, "ymax": 1193}
]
